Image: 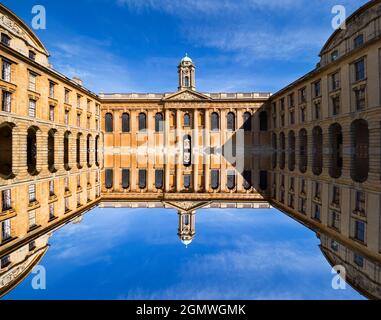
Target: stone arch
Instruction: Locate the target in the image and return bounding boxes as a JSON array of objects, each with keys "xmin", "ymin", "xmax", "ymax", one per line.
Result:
[
  {"xmin": 64, "ymin": 131, "xmax": 71, "ymax": 171},
  {"xmin": 288, "ymin": 130, "xmax": 296, "ymax": 171},
  {"xmin": 76, "ymin": 132, "xmax": 82, "ymax": 169},
  {"xmin": 0, "ymin": 122, "xmax": 14, "ymax": 179},
  {"xmin": 139, "ymin": 113, "xmax": 147, "ymax": 131},
  {"xmin": 227, "ymin": 112, "xmax": 235, "ymax": 131},
  {"xmin": 48, "ymin": 129, "xmax": 57, "ymax": 173},
  {"xmin": 27, "ymin": 126, "xmax": 39, "ymax": 176},
  {"xmin": 350, "ymin": 119, "xmax": 369, "ymax": 183},
  {"xmin": 211, "ymin": 112, "xmax": 219, "ymax": 131},
  {"xmin": 121, "ymin": 112, "xmax": 130, "ymax": 133},
  {"xmin": 95, "ymin": 135, "xmax": 100, "ymax": 167},
  {"xmin": 87, "ymin": 134, "xmax": 92, "ymax": 168},
  {"xmin": 155, "ymin": 112, "xmax": 164, "ymax": 132}
]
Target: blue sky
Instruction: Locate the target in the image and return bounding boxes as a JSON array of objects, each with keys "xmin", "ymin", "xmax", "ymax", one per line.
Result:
[
  {"xmin": 3, "ymin": 208, "xmax": 364, "ymax": 300},
  {"xmin": 2, "ymin": 0, "xmax": 367, "ymax": 93}
]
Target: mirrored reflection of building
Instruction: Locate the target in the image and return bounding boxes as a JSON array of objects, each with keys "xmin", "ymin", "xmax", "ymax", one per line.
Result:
[{"xmin": 0, "ymin": 0, "xmax": 381, "ymax": 299}]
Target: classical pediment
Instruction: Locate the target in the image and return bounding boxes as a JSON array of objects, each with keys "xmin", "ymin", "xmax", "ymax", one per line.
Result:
[
  {"xmin": 163, "ymin": 201, "xmax": 211, "ymax": 212},
  {"xmin": 163, "ymin": 89, "xmax": 211, "ymax": 101}
]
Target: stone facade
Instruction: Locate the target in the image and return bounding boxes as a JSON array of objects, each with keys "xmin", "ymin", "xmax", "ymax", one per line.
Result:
[{"xmin": 0, "ymin": 0, "xmax": 381, "ymax": 299}]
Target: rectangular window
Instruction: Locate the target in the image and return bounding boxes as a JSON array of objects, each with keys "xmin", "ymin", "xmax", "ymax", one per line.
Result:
[
  {"xmin": 49, "ymin": 105, "xmax": 54, "ymax": 121},
  {"xmin": 122, "ymin": 169, "xmax": 130, "ymax": 189},
  {"xmin": 29, "ymin": 50, "xmax": 36, "ymax": 60},
  {"xmin": 87, "ymin": 116, "xmax": 90, "ymax": 129},
  {"xmin": 64, "ymin": 89, "xmax": 70, "ymax": 104},
  {"xmin": 65, "ymin": 110, "xmax": 69, "ymax": 125},
  {"xmin": 77, "ymin": 94, "xmax": 81, "ymax": 108},
  {"xmin": 331, "ymin": 50, "xmax": 339, "ymax": 62},
  {"xmin": 315, "ymin": 182, "xmax": 321, "ymax": 199},
  {"xmin": 29, "ymin": 241, "xmax": 36, "ymax": 251},
  {"xmin": 28, "ymin": 72, "xmax": 37, "ymax": 91},
  {"xmin": 49, "ymin": 203, "xmax": 54, "ymax": 219},
  {"xmin": 355, "ymin": 191, "xmax": 366, "ymax": 213},
  {"xmin": 300, "ymin": 107, "xmax": 306, "ymax": 123},
  {"xmin": 211, "ymin": 170, "xmax": 220, "ymax": 190},
  {"xmin": 65, "ymin": 197, "xmax": 69, "ymax": 212},
  {"xmin": 29, "ymin": 99, "xmax": 36, "ymax": 117},
  {"xmin": 331, "ymin": 240, "xmax": 339, "ymax": 251},
  {"xmin": 65, "ymin": 178, "xmax": 69, "ymax": 191},
  {"xmin": 1, "ymin": 255, "xmax": 10, "ymax": 268},
  {"xmin": 332, "ymin": 96, "xmax": 340, "ymax": 115},
  {"xmin": 77, "ymin": 113, "xmax": 81, "ymax": 127},
  {"xmin": 1, "ymin": 33, "xmax": 10, "ymax": 46},
  {"xmin": 1, "ymin": 189, "xmax": 11, "ymax": 211},
  {"xmin": 332, "ymin": 186, "xmax": 340, "ymax": 206},
  {"xmin": 314, "ymin": 101, "xmax": 321, "ymax": 120},
  {"xmin": 330, "ymin": 211, "xmax": 341, "ymax": 230},
  {"xmin": 354, "ymin": 34, "xmax": 364, "ymax": 48},
  {"xmin": 354, "ymin": 253, "xmax": 364, "ymax": 267},
  {"xmin": 355, "ymin": 87, "xmax": 366, "ymax": 110},
  {"xmin": 155, "ymin": 169, "xmax": 164, "ymax": 189},
  {"xmin": 1, "ymin": 91, "xmax": 11, "ymax": 112},
  {"xmin": 49, "ymin": 81, "xmax": 55, "ymax": 98},
  {"xmin": 28, "ymin": 210, "xmax": 36, "ymax": 228},
  {"xmin": 139, "ymin": 169, "xmax": 147, "ymax": 189},
  {"xmin": 77, "ymin": 193, "xmax": 81, "ymax": 207},
  {"xmin": 1, "ymin": 60, "xmax": 11, "ymax": 82},
  {"xmin": 183, "ymin": 174, "xmax": 191, "ymax": 189},
  {"xmin": 331, "ymin": 72, "xmax": 340, "ymax": 91},
  {"xmin": 354, "ymin": 59, "xmax": 365, "ymax": 81},
  {"xmin": 314, "ymin": 205, "xmax": 321, "ymax": 221},
  {"xmin": 288, "ymin": 93, "xmax": 294, "ymax": 107},
  {"xmin": 299, "ymin": 87, "xmax": 306, "ymax": 104},
  {"xmin": 355, "ymin": 220, "xmax": 365, "ymax": 242},
  {"xmin": 313, "ymin": 80, "xmax": 321, "ymax": 97},
  {"xmin": 49, "ymin": 180, "xmax": 54, "ymax": 196},
  {"xmin": 29, "ymin": 184, "xmax": 36, "ymax": 202},
  {"xmin": 1, "ymin": 219, "xmax": 11, "ymax": 241},
  {"xmin": 289, "ymin": 110, "xmax": 294, "ymax": 125}
]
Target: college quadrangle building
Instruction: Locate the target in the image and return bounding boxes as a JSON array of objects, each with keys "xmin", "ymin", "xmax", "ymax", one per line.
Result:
[{"xmin": 0, "ymin": 0, "xmax": 381, "ymax": 298}]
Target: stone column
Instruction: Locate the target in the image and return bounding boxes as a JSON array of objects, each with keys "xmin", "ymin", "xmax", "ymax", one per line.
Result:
[
  {"xmin": 164, "ymin": 108, "xmax": 171, "ymax": 192},
  {"xmin": 12, "ymin": 123, "xmax": 28, "ymax": 181},
  {"xmin": 54, "ymin": 130, "xmax": 64, "ymax": 174},
  {"xmin": 204, "ymin": 109, "xmax": 210, "ymax": 192},
  {"xmin": 36, "ymin": 129, "xmax": 48, "ymax": 175},
  {"xmin": 193, "ymin": 108, "xmax": 199, "ymax": 192},
  {"xmin": 176, "ymin": 109, "xmax": 182, "ymax": 192}
]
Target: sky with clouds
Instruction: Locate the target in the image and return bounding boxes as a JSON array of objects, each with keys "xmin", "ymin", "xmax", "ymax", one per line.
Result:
[
  {"xmin": 3, "ymin": 208, "xmax": 364, "ymax": 300},
  {"xmin": 2, "ymin": 0, "xmax": 368, "ymax": 93}
]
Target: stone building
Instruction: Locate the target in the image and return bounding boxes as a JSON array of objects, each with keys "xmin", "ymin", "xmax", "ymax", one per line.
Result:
[{"xmin": 0, "ymin": 0, "xmax": 381, "ymax": 299}]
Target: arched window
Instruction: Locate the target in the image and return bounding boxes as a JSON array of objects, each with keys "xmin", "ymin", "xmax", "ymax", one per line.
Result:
[
  {"xmin": 105, "ymin": 169, "xmax": 113, "ymax": 189},
  {"xmin": 155, "ymin": 113, "xmax": 164, "ymax": 132},
  {"xmin": 351, "ymin": 119, "xmax": 369, "ymax": 183},
  {"xmin": 64, "ymin": 131, "xmax": 70, "ymax": 170},
  {"xmin": 27, "ymin": 127, "xmax": 38, "ymax": 176},
  {"xmin": 279, "ymin": 132, "xmax": 286, "ymax": 170},
  {"xmin": 155, "ymin": 169, "xmax": 164, "ymax": 189},
  {"xmin": 243, "ymin": 112, "xmax": 252, "ymax": 132},
  {"xmin": 95, "ymin": 135, "xmax": 99, "ymax": 167},
  {"xmin": 122, "ymin": 169, "xmax": 130, "ymax": 189},
  {"xmin": 299, "ymin": 129, "xmax": 308, "ymax": 173},
  {"xmin": 183, "ymin": 135, "xmax": 191, "ymax": 167},
  {"xmin": 227, "ymin": 112, "xmax": 235, "ymax": 131},
  {"xmin": 259, "ymin": 111, "xmax": 268, "ymax": 131},
  {"xmin": 48, "ymin": 129, "xmax": 56, "ymax": 173},
  {"xmin": 122, "ymin": 113, "xmax": 130, "ymax": 133},
  {"xmin": 211, "ymin": 169, "xmax": 220, "ymax": 190},
  {"xmin": 184, "ymin": 76, "xmax": 190, "ymax": 87},
  {"xmin": 105, "ymin": 113, "xmax": 113, "ymax": 133},
  {"xmin": 227, "ymin": 170, "xmax": 236, "ymax": 190},
  {"xmin": 243, "ymin": 170, "xmax": 252, "ymax": 190},
  {"xmin": 272, "ymin": 133, "xmax": 277, "ymax": 169},
  {"xmin": 329, "ymin": 123, "xmax": 343, "ymax": 179},
  {"xmin": 184, "ymin": 113, "xmax": 191, "ymax": 127},
  {"xmin": 288, "ymin": 131, "xmax": 295, "ymax": 171},
  {"xmin": 139, "ymin": 113, "xmax": 146, "ymax": 131},
  {"xmin": 87, "ymin": 134, "xmax": 91, "ymax": 167},
  {"xmin": 259, "ymin": 171, "xmax": 268, "ymax": 191},
  {"xmin": 312, "ymin": 126, "xmax": 323, "ymax": 176},
  {"xmin": 76, "ymin": 133, "xmax": 82, "ymax": 169},
  {"xmin": 139, "ymin": 169, "xmax": 147, "ymax": 189},
  {"xmin": 0, "ymin": 123, "xmax": 13, "ymax": 179},
  {"xmin": 211, "ymin": 112, "xmax": 219, "ymax": 131}
]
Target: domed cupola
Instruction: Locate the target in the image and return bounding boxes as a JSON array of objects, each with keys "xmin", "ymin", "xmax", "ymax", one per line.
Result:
[{"xmin": 178, "ymin": 54, "xmax": 196, "ymax": 91}]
